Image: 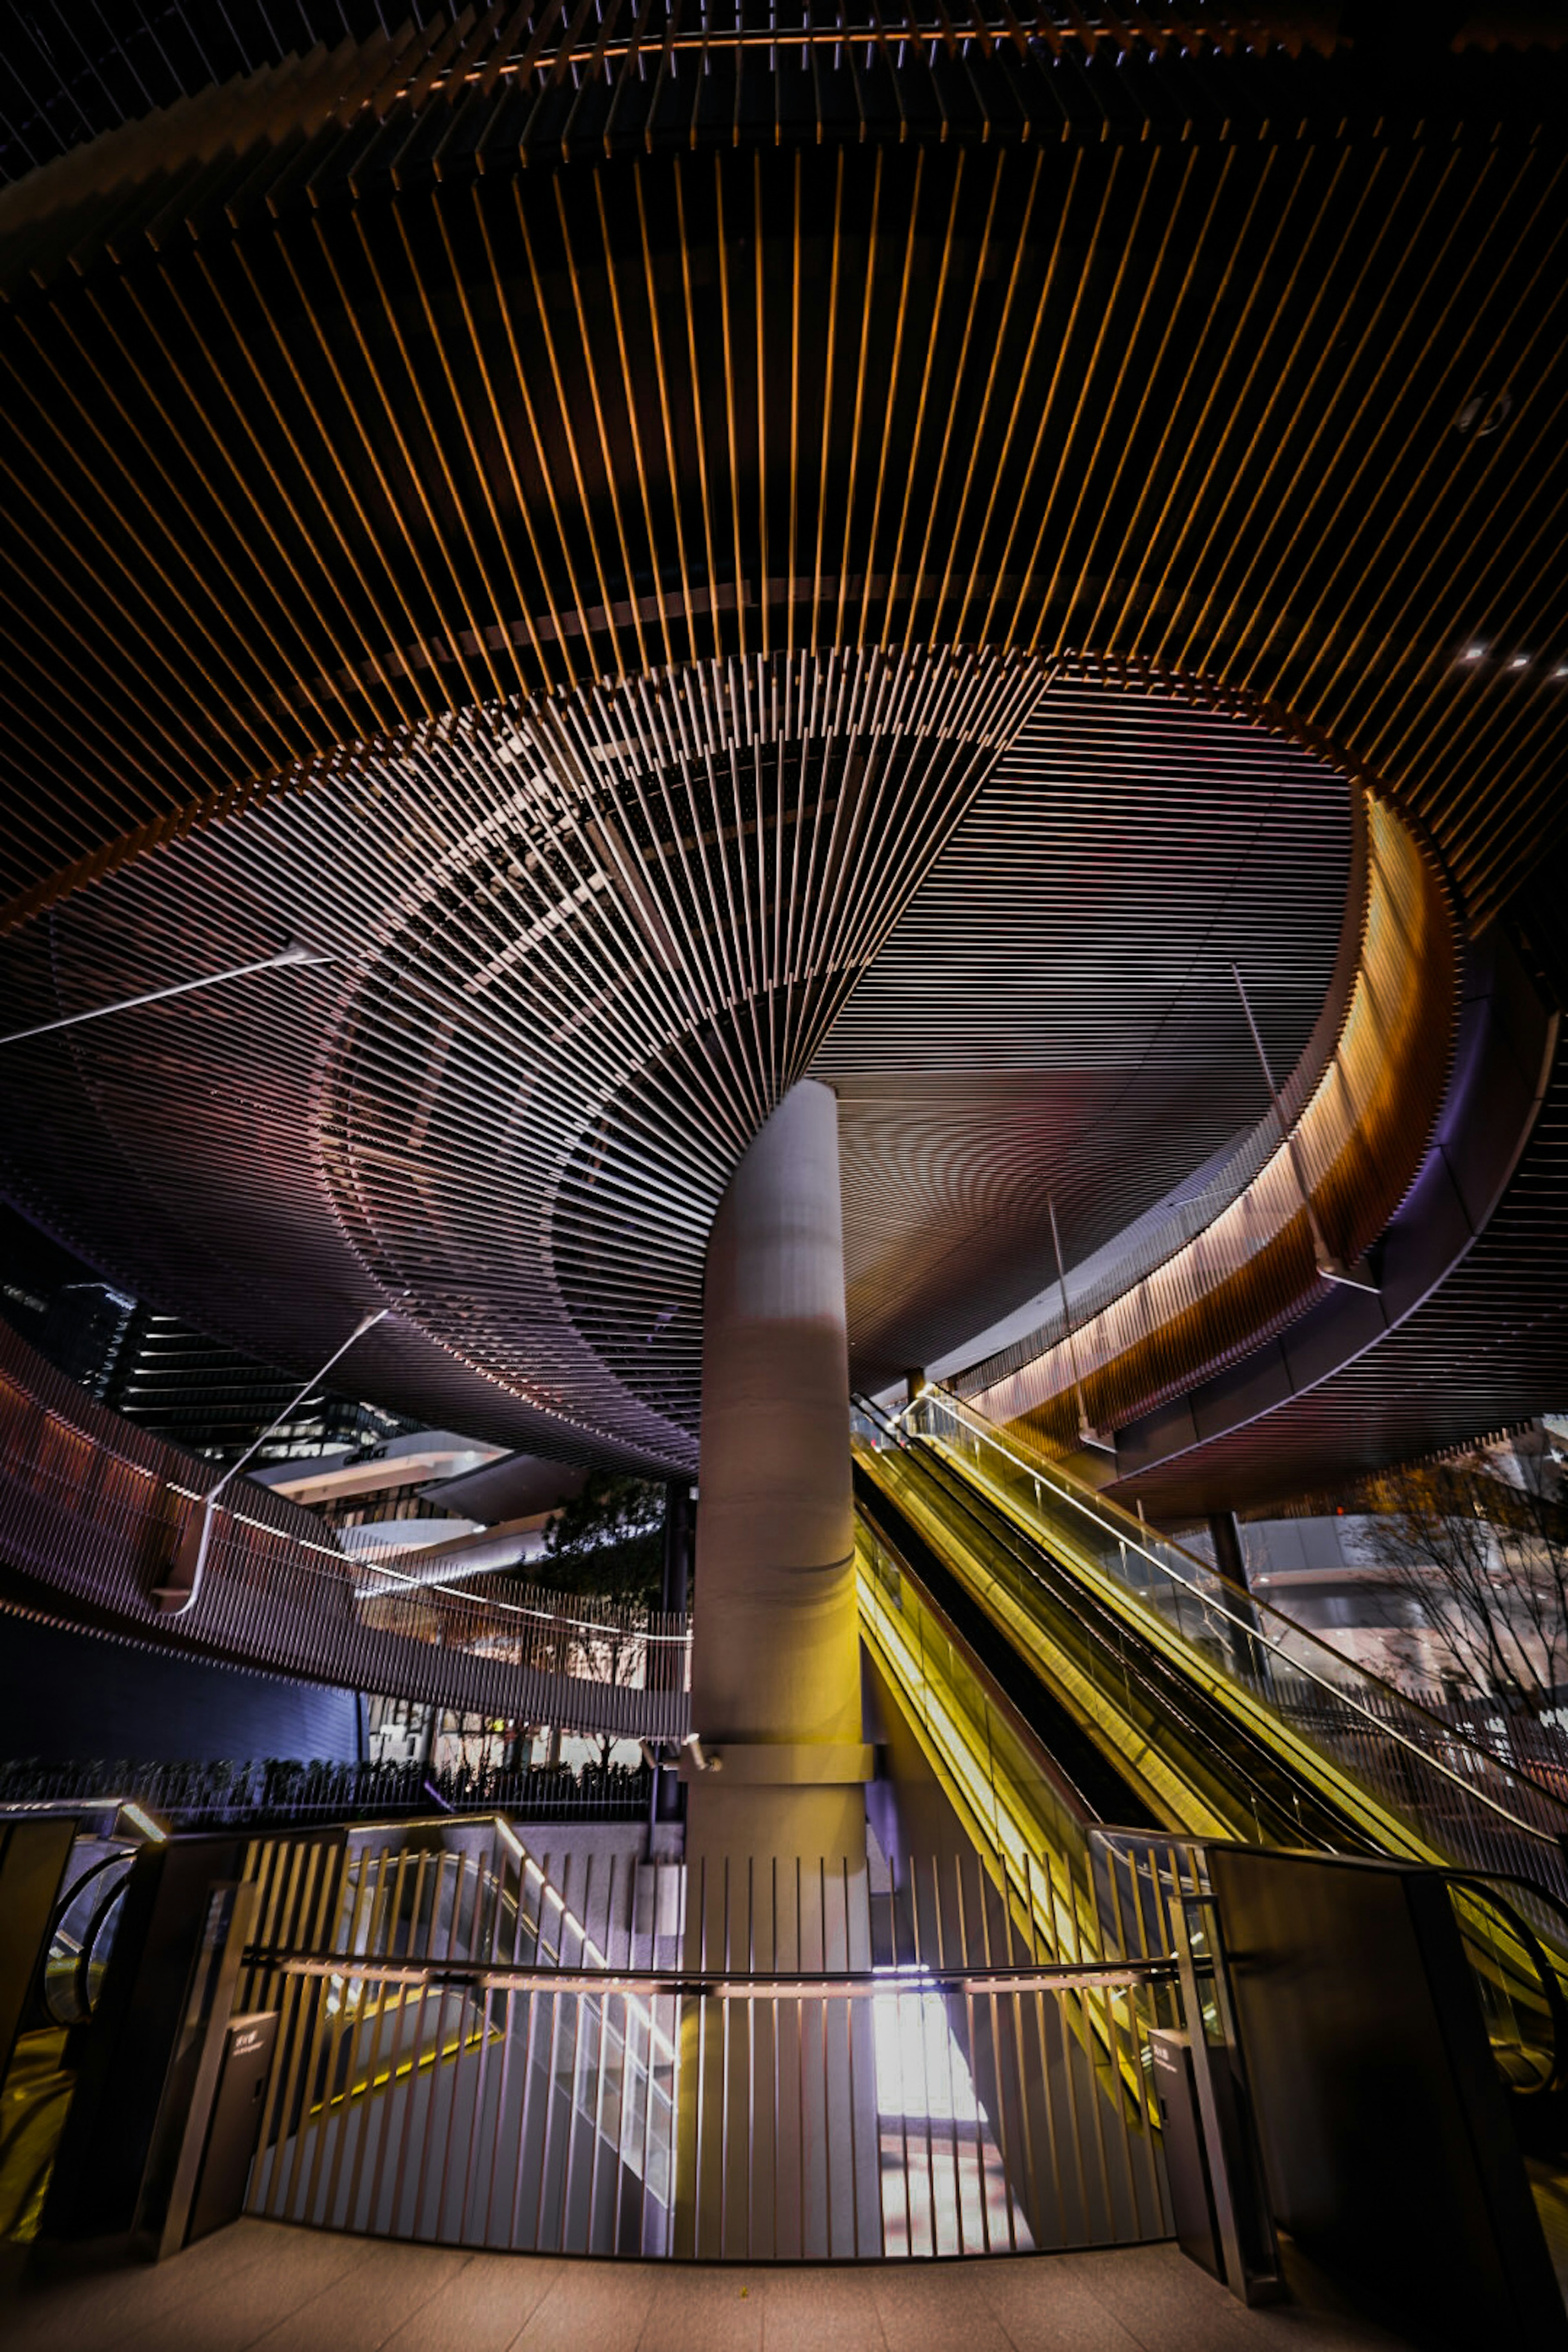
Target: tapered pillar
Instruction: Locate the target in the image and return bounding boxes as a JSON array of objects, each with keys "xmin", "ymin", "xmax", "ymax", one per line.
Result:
[
  {"xmin": 675, "ymin": 1081, "xmax": 875, "ymax": 2260},
  {"xmin": 682, "ymin": 1078, "xmax": 870, "ymax": 1875}
]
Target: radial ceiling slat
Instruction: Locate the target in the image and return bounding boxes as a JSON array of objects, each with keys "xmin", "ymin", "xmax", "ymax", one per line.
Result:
[{"xmin": 0, "ymin": 17, "xmax": 1562, "ymax": 1497}]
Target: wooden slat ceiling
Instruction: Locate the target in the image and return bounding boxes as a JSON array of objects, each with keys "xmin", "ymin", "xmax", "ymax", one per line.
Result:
[
  {"xmin": 823, "ymin": 670, "xmax": 1361, "ymax": 1389},
  {"xmin": 0, "ymin": 660, "xmax": 1362, "ymax": 1464},
  {"xmin": 0, "ymin": 18, "xmax": 1562, "ymax": 1490},
  {"xmin": 1117, "ymin": 1040, "xmax": 1568, "ymax": 1520},
  {"xmin": 0, "ymin": 24, "xmax": 1564, "ymax": 935}
]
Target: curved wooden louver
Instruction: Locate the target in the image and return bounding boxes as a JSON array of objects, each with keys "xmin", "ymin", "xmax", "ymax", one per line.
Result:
[
  {"xmin": 0, "ymin": 1320, "xmax": 690, "ymax": 1734},
  {"xmin": 0, "ymin": 656, "xmax": 1390, "ymax": 1466},
  {"xmin": 0, "ymin": 18, "xmax": 1559, "ymax": 1505},
  {"xmin": 963, "ymin": 797, "xmax": 1458, "ymax": 1456},
  {"xmin": 0, "ymin": 35, "xmax": 1564, "ymax": 934}
]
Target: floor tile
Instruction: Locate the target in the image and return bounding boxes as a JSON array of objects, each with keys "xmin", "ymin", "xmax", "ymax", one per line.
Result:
[
  {"xmin": 381, "ymin": 2250, "xmax": 562, "ymax": 2352},
  {"xmin": 869, "ymin": 2262, "xmax": 1021, "ymax": 2352},
  {"xmin": 108, "ymin": 2229, "xmax": 380, "ymax": 2352},
  {"xmin": 249, "ymin": 2240, "xmax": 471, "ymax": 2352},
  {"xmin": 0, "ymin": 2223, "xmax": 1428, "ymax": 2352},
  {"xmin": 511, "ymin": 2258, "xmax": 659, "ymax": 2352},
  {"xmin": 4, "ymin": 2219, "xmax": 286, "ymax": 2352},
  {"xmin": 634, "ymin": 2263, "xmax": 766, "ymax": 2352},
  {"xmin": 1056, "ymin": 2245, "xmax": 1268, "ymax": 2352},
  {"xmin": 1057, "ymin": 2244, "xmax": 1411, "ymax": 2352},
  {"xmin": 972, "ymin": 2253, "xmax": 1146, "ymax": 2352},
  {"xmin": 757, "ymin": 2262, "xmax": 889, "ymax": 2352}
]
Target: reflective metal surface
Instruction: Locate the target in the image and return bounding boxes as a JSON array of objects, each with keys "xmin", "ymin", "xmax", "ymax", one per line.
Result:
[{"xmin": 237, "ymin": 1831, "xmax": 1181, "ymax": 2261}]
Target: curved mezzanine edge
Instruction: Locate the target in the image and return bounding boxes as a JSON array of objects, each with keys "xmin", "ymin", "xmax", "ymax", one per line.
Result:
[{"xmin": 0, "ymin": 1318, "xmax": 690, "ymax": 1741}]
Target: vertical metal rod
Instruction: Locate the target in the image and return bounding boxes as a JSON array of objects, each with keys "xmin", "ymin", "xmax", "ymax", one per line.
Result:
[
  {"xmin": 819, "ymin": 1855, "xmax": 833, "ymax": 2256},
  {"xmin": 930, "ymin": 1859, "xmax": 964, "ymax": 2252},
  {"xmin": 910, "ymin": 1850, "xmax": 939, "ymax": 2256},
  {"xmin": 432, "ymin": 1855, "xmax": 479, "ymax": 2240},
  {"xmin": 1025, "ymin": 1853, "xmax": 1072, "ymax": 2258},
  {"xmin": 719, "ymin": 1854, "xmax": 732, "ymax": 2258},
  {"xmin": 1101, "ymin": 1844, "xmax": 1158, "ymax": 2239},
  {"xmin": 323, "ymin": 1848, "xmax": 390, "ymax": 2232},
  {"xmin": 304, "ymin": 1845, "xmax": 377, "ymax": 2227},
  {"xmin": 771, "ymin": 1855, "xmax": 781, "ymax": 2264},
  {"xmin": 794, "ymin": 1857, "xmax": 807, "ymax": 2260},
  {"xmin": 1192, "ymin": 1865, "xmax": 1282, "ymax": 2295},
  {"xmin": 975, "ymin": 1851, "xmax": 1018, "ymax": 2253},
  {"xmin": 636, "ymin": 1867, "xmax": 661, "ymax": 2257},
  {"xmin": 1032, "ymin": 1851, "xmax": 1086, "ymax": 2240},
  {"xmin": 560, "ymin": 1852, "xmax": 591, "ymax": 2248},
  {"xmin": 1005, "ymin": 1871, "xmax": 1044, "ymax": 2251},
  {"xmin": 842, "ymin": 1855, "xmax": 864, "ymax": 2257},
  {"xmin": 509, "ymin": 1863, "xmax": 548, "ymax": 2253},
  {"xmin": 586, "ymin": 1851, "xmax": 617, "ymax": 2254},
  {"xmin": 272, "ymin": 1844, "xmax": 330, "ymax": 2220},
  {"xmin": 607, "ymin": 1985, "xmax": 629, "ymax": 2258},
  {"xmin": 692, "ymin": 1851, "xmax": 710, "ymax": 2259},
  {"xmin": 887, "ymin": 1860, "xmax": 915, "ymax": 2256},
  {"xmin": 1067, "ymin": 1849, "xmax": 1118, "ymax": 2234},
  {"xmin": 617, "ymin": 1867, "xmax": 639, "ymax": 2258},
  {"xmin": 251, "ymin": 1842, "xmax": 306, "ymax": 2212},
  {"xmin": 558, "ymin": 1853, "xmax": 592, "ymax": 2252},
  {"xmin": 457, "ymin": 1861, "xmax": 501, "ymax": 2244},
  {"xmin": 361, "ymin": 1849, "xmax": 416, "ymax": 2235},
  {"xmin": 746, "ymin": 1854, "xmax": 756, "ymax": 2261},
  {"xmin": 484, "ymin": 1841, "xmax": 526, "ymax": 2248},
  {"xmin": 556, "ymin": 1853, "xmax": 593, "ymax": 2251},
  {"xmin": 413, "ymin": 1853, "xmax": 463, "ymax": 2235},
  {"xmin": 1170, "ymin": 1866, "xmax": 1250, "ymax": 2299},
  {"xmin": 532, "ymin": 1850, "xmax": 567, "ymax": 2253},
  {"xmin": 953, "ymin": 1856, "xmax": 991, "ymax": 2256}
]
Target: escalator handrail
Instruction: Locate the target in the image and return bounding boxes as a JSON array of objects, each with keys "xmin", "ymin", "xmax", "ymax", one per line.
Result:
[
  {"xmin": 1438, "ymin": 1868, "xmax": 1568, "ymax": 2099},
  {"xmin": 1094, "ymin": 1826, "xmax": 1568, "ymax": 2105},
  {"xmin": 855, "ymin": 1497, "xmax": 1109, "ymax": 1829},
  {"xmin": 39, "ymin": 1847, "xmax": 134, "ymax": 2026},
  {"xmin": 856, "ymin": 1425, "xmax": 1357, "ymax": 1851},
  {"xmin": 869, "ymin": 1390, "xmax": 1568, "ymax": 1850},
  {"xmin": 905, "ymin": 1387, "xmax": 1568, "ymax": 1812}
]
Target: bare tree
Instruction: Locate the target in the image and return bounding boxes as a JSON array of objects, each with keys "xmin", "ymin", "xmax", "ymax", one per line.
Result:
[
  {"xmin": 1362, "ymin": 1442, "xmax": 1568, "ymax": 1716},
  {"xmin": 533, "ymin": 1471, "xmax": 666, "ymax": 1769}
]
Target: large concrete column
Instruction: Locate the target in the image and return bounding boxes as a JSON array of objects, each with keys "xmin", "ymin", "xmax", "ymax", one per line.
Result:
[
  {"xmin": 676, "ymin": 1081, "xmax": 873, "ymax": 2258},
  {"xmin": 682, "ymin": 1078, "xmax": 870, "ymax": 1877}
]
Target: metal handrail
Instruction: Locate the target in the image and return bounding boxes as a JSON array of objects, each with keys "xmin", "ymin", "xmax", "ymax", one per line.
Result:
[
  {"xmin": 857, "ymin": 1467, "xmax": 1339, "ymax": 1854},
  {"xmin": 882, "ymin": 1388, "xmax": 1568, "ymax": 1847},
  {"xmin": 0, "ymin": 1318, "xmax": 691, "ymax": 1737},
  {"xmin": 255, "ymin": 1953, "xmax": 1178, "ymax": 1996}
]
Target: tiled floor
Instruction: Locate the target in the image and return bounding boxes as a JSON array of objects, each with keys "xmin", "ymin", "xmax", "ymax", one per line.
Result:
[{"xmin": 0, "ymin": 2220, "xmax": 1421, "ymax": 2352}]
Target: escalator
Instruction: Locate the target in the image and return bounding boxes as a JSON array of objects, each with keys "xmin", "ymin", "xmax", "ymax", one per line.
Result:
[
  {"xmin": 853, "ymin": 1388, "xmax": 1568, "ymax": 1893},
  {"xmin": 0, "ymin": 1826, "xmax": 137, "ymax": 2249},
  {"xmin": 850, "ymin": 1412, "xmax": 1568, "ymax": 2330},
  {"xmin": 855, "ymin": 1450, "xmax": 1349, "ymax": 1855}
]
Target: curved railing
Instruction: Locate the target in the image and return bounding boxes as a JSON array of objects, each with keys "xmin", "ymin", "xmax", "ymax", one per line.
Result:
[
  {"xmin": 0, "ymin": 1754, "xmax": 655, "ymax": 1827},
  {"xmin": 870, "ymin": 1388, "xmax": 1568, "ymax": 1899},
  {"xmin": 954, "ymin": 792, "xmax": 1457, "ymax": 1457},
  {"xmin": 0, "ymin": 1320, "xmax": 690, "ymax": 1741}
]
